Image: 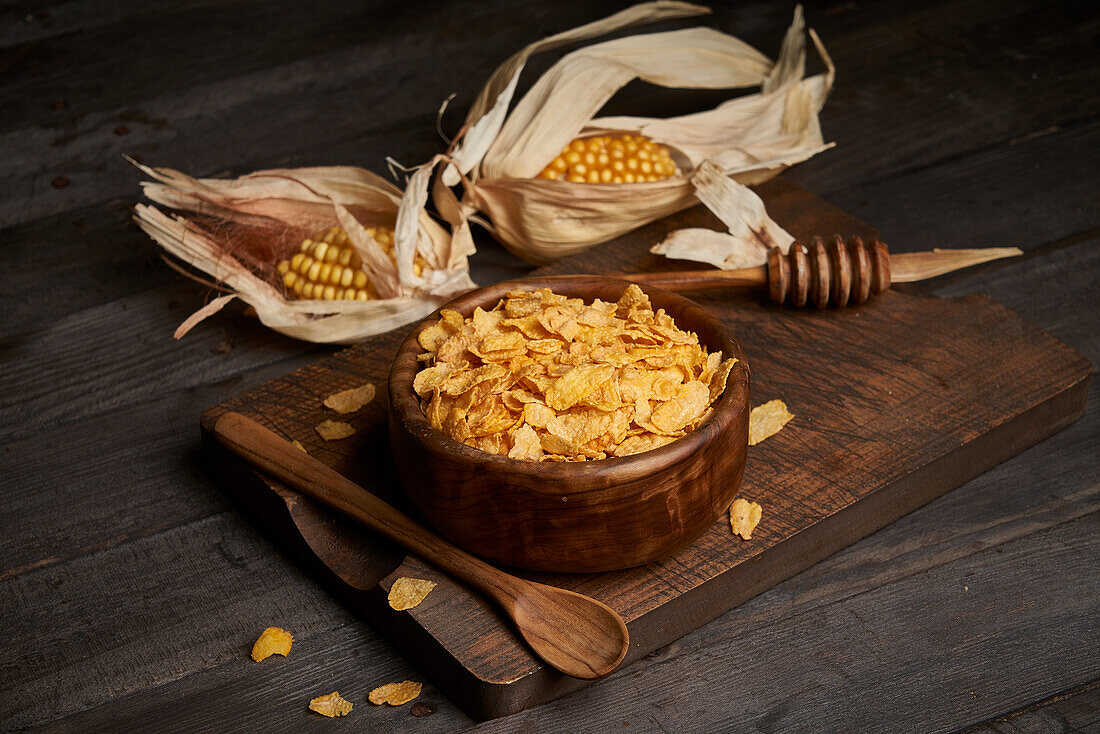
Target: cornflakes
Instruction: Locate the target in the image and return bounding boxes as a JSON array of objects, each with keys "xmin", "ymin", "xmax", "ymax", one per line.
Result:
[
  {"xmin": 309, "ymin": 692, "xmax": 353, "ymax": 717},
  {"xmin": 730, "ymin": 498, "xmax": 763, "ymax": 540},
  {"xmin": 748, "ymin": 399, "xmax": 794, "ymax": 446},
  {"xmin": 387, "ymin": 577, "xmax": 436, "ymax": 611},
  {"xmin": 250, "ymin": 626, "xmax": 293, "ymax": 662},
  {"xmin": 315, "ymin": 419, "xmax": 355, "ymax": 441},
  {"xmin": 369, "ymin": 681, "xmax": 422, "ymax": 706},
  {"xmin": 412, "ymin": 285, "xmax": 738, "ymax": 462},
  {"xmin": 291, "ymin": 440, "xmax": 307, "ymax": 453},
  {"xmin": 323, "ymin": 383, "xmax": 376, "ymax": 414}
]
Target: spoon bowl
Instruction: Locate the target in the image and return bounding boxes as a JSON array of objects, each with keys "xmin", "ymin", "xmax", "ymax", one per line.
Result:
[{"xmin": 508, "ymin": 583, "xmax": 629, "ymax": 680}]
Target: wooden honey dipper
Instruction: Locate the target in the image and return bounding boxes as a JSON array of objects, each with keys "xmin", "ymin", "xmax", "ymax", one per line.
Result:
[{"xmin": 625, "ymin": 236, "xmax": 1021, "ymax": 308}]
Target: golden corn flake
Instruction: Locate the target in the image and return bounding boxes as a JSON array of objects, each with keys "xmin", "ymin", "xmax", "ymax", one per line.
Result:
[
  {"xmin": 369, "ymin": 681, "xmax": 422, "ymax": 706},
  {"xmin": 315, "ymin": 419, "xmax": 355, "ymax": 441},
  {"xmin": 250, "ymin": 626, "xmax": 293, "ymax": 662},
  {"xmin": 387, "ymin": 577, "xmax": 436, "ymax": 611},
  {"xmin": 748, "ymin": 399, "xmax": 794, "ymax": 446},
  {"xmin": 730, "ymin": 498, "xmax": 763, "ymax": 540},
  {"xmin": 412, "ymin": 285, "xmax": 737, "ymax": 462},
  {"xmin": 309, "ymin": 691, "xmax": 353, "ymax": 718},
  {"xmin": 291, "ymin": 440, "xmax": 307, "ymax": 453},
  {"xmin": 323, "ymin": 382, "xmax": 376, "ymax": 414}
]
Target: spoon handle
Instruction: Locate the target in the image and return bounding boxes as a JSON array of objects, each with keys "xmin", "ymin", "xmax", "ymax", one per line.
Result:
[{"xmin": 211, "ymin": 411, "xmax": 524, "ymax": 606}]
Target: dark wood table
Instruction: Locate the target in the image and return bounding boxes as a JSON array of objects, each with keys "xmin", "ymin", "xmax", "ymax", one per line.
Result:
[{"xmin": 2, "ymin": 1, "xmax": 1097, "ymax": 731}]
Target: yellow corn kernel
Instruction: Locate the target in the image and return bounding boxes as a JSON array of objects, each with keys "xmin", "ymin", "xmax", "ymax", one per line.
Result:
[
  {"xmin": 413, "ymin": 262, "xmax": 423, "ymax": 277},
  {"xmin": 277, "ymin": 225, "xmax": 411, "ymax": 301}
]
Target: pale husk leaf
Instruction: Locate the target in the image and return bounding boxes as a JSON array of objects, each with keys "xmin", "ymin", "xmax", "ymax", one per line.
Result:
[
  {"xmin": 651, "ymin": 161, "xmax": 793, "ymax": 269},
  {"xmin": 133, "ymin": 161, "xmax": 475, "ymax": 343},
  {"xmin": 890, "ymin": 247, "xmax": 1023, "ymax": 282},
  {"xmin": 442, "ymin": 1, "xmax": 711, "ymax": 186},
  {"xmin": 442, "ymin": 6, "xmax": 833, "ymax": 264}
]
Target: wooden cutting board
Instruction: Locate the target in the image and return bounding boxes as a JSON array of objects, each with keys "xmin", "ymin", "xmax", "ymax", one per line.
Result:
[{"xmin": 199, "ymin": 178, "xmax": 1090, "ymax": 721}]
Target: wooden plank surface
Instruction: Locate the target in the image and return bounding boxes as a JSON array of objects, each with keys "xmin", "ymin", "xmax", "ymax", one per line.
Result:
[
  {"xmin": 1, "ymin": 0, "xmax": 1097, "ymax": 731},
  {"xmin": 195, "ymin": 177, "xmax": 1089, "ymax": 719}
]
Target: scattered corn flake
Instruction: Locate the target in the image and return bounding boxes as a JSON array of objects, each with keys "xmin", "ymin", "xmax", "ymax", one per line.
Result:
[
  {"xmin": 323, "ymin": 383, "xmax": 376, "ymax": 414},
  {"xmin": 748, "ymin": 399, "xmax": 794, "ymax": 446},
  {"xmin": 291, "ymin": 440, "xmax": 307, "ymax": 453},
  {"xmin": 730, "ymin": 498, "xmax": 763, "ymax": 540},
  {"xmin": 250, "ymin": 626, "xmax": 293, "ymax": 662},
  {"xmin": 315, "ymin": 419, "xmax": 355, "ymax": 441},
  {"xmin": 309, "ymin": 691, "xmax": 353, "ymax": 718},
  {"xmin": 412, "ymin": 285, "xmax": 739, "ymax": 462},
  {"xmin": 387, "ymin": 577, "xmax": 437, "ymax": 611},
  {"xmin": 369, "ymin": 681, "xmax": 422, "ymax": 706}
]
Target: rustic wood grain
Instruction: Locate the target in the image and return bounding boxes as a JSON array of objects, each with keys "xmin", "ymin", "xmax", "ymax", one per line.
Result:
[
  {"xmin": 963, "ymin": 682, "xmax": 1100, "ymax": 733},
  {"xmin": 2, "ymin": 0, "xmax": 1098, "ymax": 730},
  {"xmin": 15, "ymin": 236, "xmax": 1098, "ymax": 728},
  {"xmin": 196, "ymin": 181, "xmax": 1089, "ymax": 719}
]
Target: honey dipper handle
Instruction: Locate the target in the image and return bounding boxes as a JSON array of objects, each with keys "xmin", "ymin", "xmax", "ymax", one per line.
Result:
[
  {"xmin": 621, "ymin": 268, "xmax": 767, "ymax": 291},
  {"xmin": 211, "ymin": 411, "xmax": 528, "ymax": 605}
]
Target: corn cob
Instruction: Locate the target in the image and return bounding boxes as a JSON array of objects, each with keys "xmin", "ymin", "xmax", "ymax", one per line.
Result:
[
  {"xmin": 275, "ymin": 226, "xmax": 429, "ymax": 300},
  {"xmin": 537, "ymin": 134, "xmax": 677, "ymax": 184}
]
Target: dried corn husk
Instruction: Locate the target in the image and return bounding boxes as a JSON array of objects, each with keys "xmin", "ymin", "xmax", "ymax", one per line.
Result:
[
  {"xmin": 655, "ymin": 166, "xmax": 1025, "ymax": 273},
  {"xmin": 436, "ymin": 3, "xmax": 833, "ymax": 264},
  {"xmin": 132, "ymin": 157, "xmax": 475, "ymax": 343},
  {"xmin": 651, "ymin": 160, "xmax": 794, "ymax": 269}
]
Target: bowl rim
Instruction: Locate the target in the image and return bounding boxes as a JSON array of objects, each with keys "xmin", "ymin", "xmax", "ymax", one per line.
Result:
[{"xmin": 388, "ymin": 275, "xmax": 750, "ymax": 492}]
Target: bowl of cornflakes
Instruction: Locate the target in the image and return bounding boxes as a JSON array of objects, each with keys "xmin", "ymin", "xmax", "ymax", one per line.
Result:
[{"xmin": 388, "ymin": 276, "xmax": 749, "ymax": 572}]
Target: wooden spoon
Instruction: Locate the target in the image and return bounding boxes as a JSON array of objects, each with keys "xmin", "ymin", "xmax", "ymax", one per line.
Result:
[{"xmin": 212, "ymin": 411, "xmax": 630, "ymax": 680}]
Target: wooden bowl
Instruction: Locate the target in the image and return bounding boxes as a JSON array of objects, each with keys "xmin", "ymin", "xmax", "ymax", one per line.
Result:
[{"xmin": 388, "ymin": 275, "xmax": 750, "ymax": 573}]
